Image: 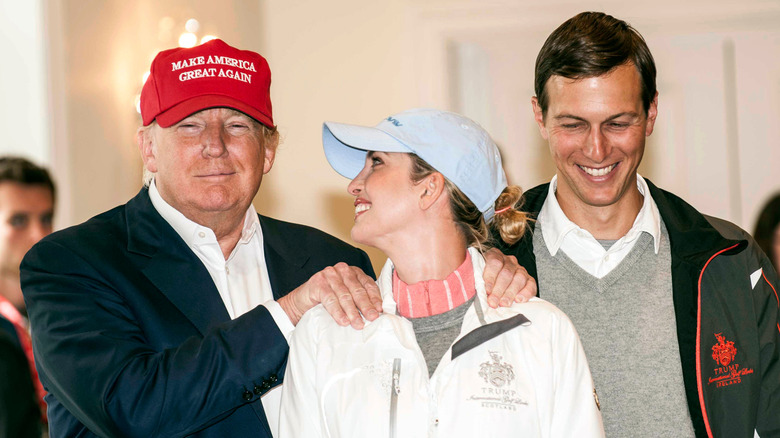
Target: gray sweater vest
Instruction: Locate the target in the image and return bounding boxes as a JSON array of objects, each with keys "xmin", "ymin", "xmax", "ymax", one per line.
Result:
[{"xmin": 534, "ymin": 221, "xmax": 695, "ymax": 437}]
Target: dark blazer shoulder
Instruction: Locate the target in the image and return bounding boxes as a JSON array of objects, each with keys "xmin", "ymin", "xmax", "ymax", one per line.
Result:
[
  {"xmin": 258, "ymin": 214, "xmax": 375, "ymax": 280},
  {"xmin": 258, "ymin": 215, "xmax": 363, "ymax": 254},
  {"xmin": 24, "ymin": 189, "xmax": 163, "ymax": 272}
]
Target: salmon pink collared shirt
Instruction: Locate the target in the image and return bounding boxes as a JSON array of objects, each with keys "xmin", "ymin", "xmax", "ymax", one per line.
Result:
[{"xmin": 392, "ymin": 251, "xmax": 476, "ymax": 318}]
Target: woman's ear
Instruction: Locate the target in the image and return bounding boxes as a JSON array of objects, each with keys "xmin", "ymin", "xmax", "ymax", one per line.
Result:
[{"xmin": 419, "ymin": 172, "xmax": 446, "ymax": 211}]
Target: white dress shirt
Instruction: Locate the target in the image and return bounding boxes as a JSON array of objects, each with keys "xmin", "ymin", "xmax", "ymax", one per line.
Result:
[
  {"xmin": 148, "ymin": 180, "xmax": 293, "ymax": 435},
  {"xmin": 537, "ymin": 174, "xmax": 662, "ymax": 279}
]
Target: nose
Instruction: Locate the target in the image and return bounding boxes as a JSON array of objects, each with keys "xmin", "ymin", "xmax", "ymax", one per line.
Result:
[
  {"xmin": 584, "ymin": 127, "xmax": 609, "ymax": 163},
  {"xmin": 202, "ymin": 124, "xmax": 228, "ymax": 158},
  {"xmin": 347, "ymin": 168, "xmax": 368, "ymax": 196}
]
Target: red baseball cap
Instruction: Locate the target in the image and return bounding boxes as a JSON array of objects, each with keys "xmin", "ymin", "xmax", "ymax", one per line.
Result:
[{"xmin": 140, "ymin": 39, "xmax": 274, "ymax": 128}]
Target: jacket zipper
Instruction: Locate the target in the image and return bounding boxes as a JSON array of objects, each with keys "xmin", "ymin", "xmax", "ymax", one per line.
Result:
[
  {"xmin": 389, "ymin": 358, "xmax": 401, "ymax": 438},
  {"xmin": 696, "ymin": 243, "xmax": 740, "ymax": 438}
]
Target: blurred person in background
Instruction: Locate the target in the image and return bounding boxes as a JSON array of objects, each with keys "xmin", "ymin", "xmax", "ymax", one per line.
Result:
[
  {"xmin": 753, "ymin": 193, "xmax": 780, "ymax": 275},
  {"xmin": 0, "ymin": 156, "xmax": 55, "ymax": 437}
]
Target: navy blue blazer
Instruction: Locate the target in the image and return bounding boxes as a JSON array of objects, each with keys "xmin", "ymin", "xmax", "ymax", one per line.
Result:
[{"xmin": 20, "ymin": 188, "xmax": 374, "ymax": 438}]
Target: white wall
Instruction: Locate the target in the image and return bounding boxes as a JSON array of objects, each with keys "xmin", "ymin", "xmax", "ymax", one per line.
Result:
[{"xmin": 0, "ymin": 1, "xmax": 50, "ymax": 163}]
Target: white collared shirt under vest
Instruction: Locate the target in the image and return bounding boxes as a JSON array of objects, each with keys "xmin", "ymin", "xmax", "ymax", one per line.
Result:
[
  {"xmin": 279, "ymin": 248, "xmax": 604, "ymax": 438},
  {"xmin": 538, "ymin": 174, "xmax": 662, "ymax": 279}
]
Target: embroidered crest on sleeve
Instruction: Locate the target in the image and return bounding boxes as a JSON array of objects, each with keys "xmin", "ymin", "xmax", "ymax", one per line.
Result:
[{"xmin": 707, "ymin": 333, "xmax": 754, "ymax": 388}]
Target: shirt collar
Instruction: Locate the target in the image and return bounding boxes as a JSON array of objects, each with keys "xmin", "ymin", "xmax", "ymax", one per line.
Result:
[
  {"xmin": 538, "ymin": 174, "xmax": 661, "ymax": 256},
  {"xmin": 148, "ymin": 179, "xmax": 260, "ymax": 250}
]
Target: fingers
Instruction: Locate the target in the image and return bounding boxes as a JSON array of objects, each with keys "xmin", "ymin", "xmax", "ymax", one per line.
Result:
[
  {"xmin": 482, "ymin": 248, "xmax": 504, "ymax": 297},
  {"xmin": 318, "ymin": 264, "xmax": 362, "ymax": 329},
  {"xmin": 488, "ymin": 261, "xmax": 517, "ymax": 308},
  {"xmin": 311, "ymin": 263, "xmax": 382, "ymax": 330},
  {"xmin": 356, "ymin": 271, "xmax": 383, "ymax": 318},
  {"xmin": 514, "ymin": 270, "xmax": 537, "ymax": 304},
  {"xmin": 481, "ymin": 249, "xmax": 537, "ymax": 308}
]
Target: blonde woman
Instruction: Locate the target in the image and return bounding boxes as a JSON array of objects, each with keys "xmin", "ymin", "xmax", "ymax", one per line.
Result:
[{"xmin": 279, "ymin": 109, "xmax": 604, "ymax": 437}]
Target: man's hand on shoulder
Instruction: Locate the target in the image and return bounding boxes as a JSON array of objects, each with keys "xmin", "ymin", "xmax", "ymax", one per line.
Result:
[
  {"xmin": 277, "ymin": 263, "xmax": 383, "ymax": 329},
  {"xmin": 482, "ymin": 248, "xmax": 537, "ymax": 308}
]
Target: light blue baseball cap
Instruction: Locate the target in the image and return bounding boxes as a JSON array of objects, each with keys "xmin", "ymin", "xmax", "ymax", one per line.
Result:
[{"xmin": 322, "ymin": 108, "xmax": 507, "ymax": 221}]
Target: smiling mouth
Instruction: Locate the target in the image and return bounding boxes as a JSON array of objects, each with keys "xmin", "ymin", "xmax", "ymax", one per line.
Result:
[
  {"xmin": 354, "ymin": 203, "xmax": 371, "ymax": 216},
  {"xmin": 578, "ymin": 163, "xmax": 616, "ymax": 177},
  {"xmin": 197, "ymin": 172, "xmax": 236, "ymax": 178}
]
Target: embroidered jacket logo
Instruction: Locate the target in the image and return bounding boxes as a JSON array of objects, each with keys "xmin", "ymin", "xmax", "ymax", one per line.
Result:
[
  {"xmin": 707, "ymin": 333, "xmax": 754, "ymax": 388},
  {"xmin": 467, "ymin": 350, "xmax": 527, "ymax": 411},
  {"xmin": 479, "ymin": 351, "xmax": 515, "ymax": 388},
  {"xmin": 711, "ymin": 332, "xmax": 736, "ymax": 366}
]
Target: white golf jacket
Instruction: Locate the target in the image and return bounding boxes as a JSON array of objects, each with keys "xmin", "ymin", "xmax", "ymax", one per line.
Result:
[{"xmin": 279, "ymin": 248, "xmax": 604, "ymax": 438}]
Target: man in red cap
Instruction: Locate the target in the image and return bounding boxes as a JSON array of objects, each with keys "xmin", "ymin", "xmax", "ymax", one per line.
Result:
[{"xmin": 20, "ymin": 39, "xmax": 534, "ymax": 438}]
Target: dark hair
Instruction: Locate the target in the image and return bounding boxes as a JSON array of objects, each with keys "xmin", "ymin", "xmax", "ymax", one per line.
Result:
[
  {"xmin": 534, "ymin": 11, "xmax": 657, "ymax": 117},
  {"xmin": 408, "ymin": 154, "xmax": 529, "ymax": 249},
  {"xmin": 753, "ymin": 193, "xmax": 780, "ymax": 269},
  {"xmin": 0, "ymin": 157, "xmax": 56, "ymax": 202}
]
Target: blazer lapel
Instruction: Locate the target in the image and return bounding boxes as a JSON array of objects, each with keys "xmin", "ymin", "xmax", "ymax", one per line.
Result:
[
  {"xmin": 259, "ymin": 215, "xmax": 311, "ymax": 300},
  {"xmin": 125, "ymin": 189, "xmax": 230, "ymax": 335}
]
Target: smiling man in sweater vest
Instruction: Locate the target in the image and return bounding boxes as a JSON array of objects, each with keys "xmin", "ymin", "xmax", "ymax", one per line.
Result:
[{"xmin": 496, "ymin": 11, "xmax": 780, "ymax": 438}]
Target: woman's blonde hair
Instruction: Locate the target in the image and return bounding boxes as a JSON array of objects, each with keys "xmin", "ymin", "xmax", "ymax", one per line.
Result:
[{"xmin": 408, "ymin": 154, "xmax": 530, "ymax": 250}]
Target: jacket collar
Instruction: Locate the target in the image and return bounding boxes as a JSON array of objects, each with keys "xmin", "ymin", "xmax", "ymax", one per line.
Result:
[
  {"xmin": 377, "ymin": 247, "xmax": 489, "ymax": 319},
  {"xmin": 644, "ymin": 180, "xmax": 745, "ymax": 261},
  {"xmin": 124, "ymin": 188, "xmax": 230, "ymax": 334},
  {"xmin": 516, "ymin": 179, "xmax": 745, "ymax": 266},
  {"xmin": 258, "ymin": 215, "xmax": 312, "ymax": 300},
  {"xmin": 374, "ymin": 247, "xmax": 531, "ymax": 360}
]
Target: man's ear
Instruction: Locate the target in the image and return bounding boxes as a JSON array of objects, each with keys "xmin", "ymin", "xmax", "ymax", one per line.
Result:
[
  {"xmin": 531, "ymin": 97, "xmax": 549, "ymax": 140},
  {"xmin": 645, "ymin": 91, "xmax": 659, "ymax": 137},
  {"xmin": 262, "ymin": 137, "xmax": 278, "ymax": 175},
  {"xmin": 419, "ymin": 172, "xmax": 446, "ymax": 211},
  {"xmin": 137, "ymin": 127, "xmax": 158, "ymax": 173}
]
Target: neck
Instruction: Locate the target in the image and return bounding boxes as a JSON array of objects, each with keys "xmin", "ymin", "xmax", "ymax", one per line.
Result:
[
  {"xmin": 557, "ymin": 186, "xmax": 644, "ymax": 240},
  {"xmin": 176, "ymin": 208, "xmax": 246, "ymax": 260},
  {"xmin": 205, "ymin": 214, "xmax": 245, "ymax": 260},
  {"xmin": 153, "ymin": 180, "xmax": 249, "ymax": 260},
  {"xmin": 381, "ymin": 222, "xmax": 468, "ymax": 284}
]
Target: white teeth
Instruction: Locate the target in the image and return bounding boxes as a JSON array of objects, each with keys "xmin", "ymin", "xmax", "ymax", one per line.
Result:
[
  {"xmin": 355, "ymin": 204, "xmax": 371, "ymax": 215},
  {"xmin": 580, "ymin": 164, "xmax": 616, "ymax": 176}
]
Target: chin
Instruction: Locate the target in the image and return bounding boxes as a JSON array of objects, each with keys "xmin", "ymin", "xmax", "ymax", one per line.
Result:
[{"xmin": 350, "ymin": 225, "xmax": 374, "ymax": 247}]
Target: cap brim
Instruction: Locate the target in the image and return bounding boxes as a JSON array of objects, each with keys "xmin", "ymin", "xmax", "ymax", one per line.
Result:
[
  {"xmin": 322, "ymin": 122, "xmax": 412, "ymax": 179},
  {"xmin": 153, "ymin": 94, "xmax": 274, "ymax": 128}
]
